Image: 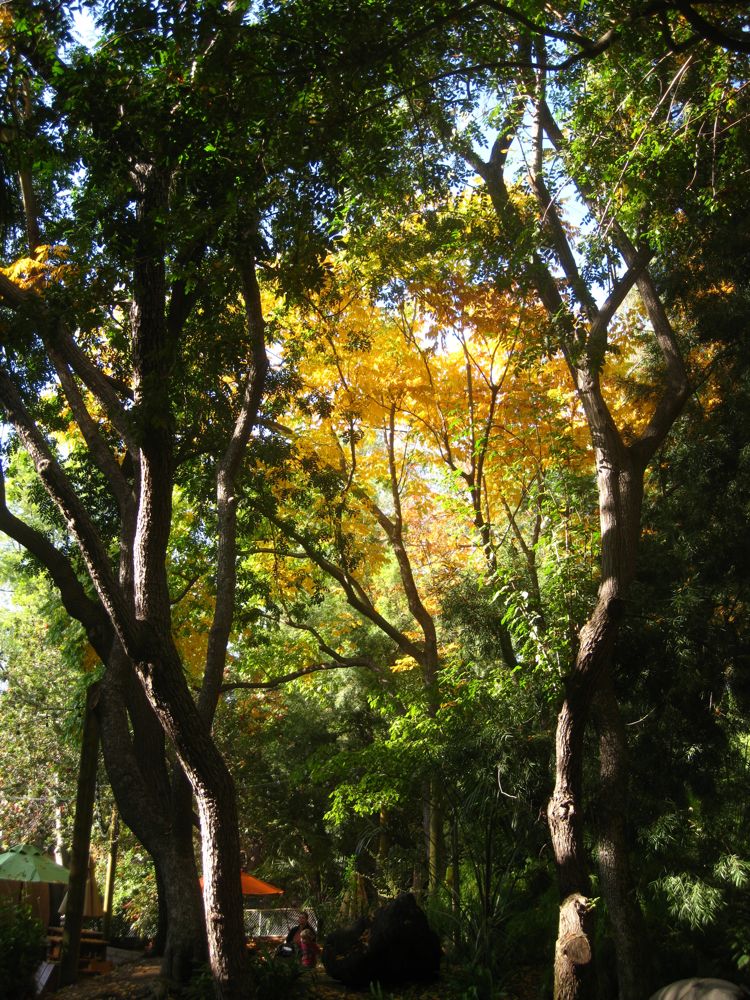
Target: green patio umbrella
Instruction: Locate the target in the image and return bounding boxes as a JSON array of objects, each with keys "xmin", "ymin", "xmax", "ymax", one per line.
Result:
[{"xmin": 0, "ymin": 845, "xmax": 70, "ymax": 884}]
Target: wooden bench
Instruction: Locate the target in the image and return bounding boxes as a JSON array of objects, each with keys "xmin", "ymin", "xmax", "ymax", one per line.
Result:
[{"xmin": 46, "ymin": 928, "xmax": 112, "ymax": 975}]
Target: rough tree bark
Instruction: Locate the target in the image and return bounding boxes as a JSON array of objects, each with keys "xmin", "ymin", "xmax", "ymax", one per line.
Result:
[
  {"xmin": 0, "ymin": 11, "xmax": 273, "ymax": 992},
  {"xmin": 97, "ymin": 644, "xmax": 207, "ymax": 979},
  {"xmin": 0, "ymin": 461, "xmax": 209, "ymax": 981},
  {"xmin": 592, "ymin": 674, "xmax": 649, "ymax": 1000}
]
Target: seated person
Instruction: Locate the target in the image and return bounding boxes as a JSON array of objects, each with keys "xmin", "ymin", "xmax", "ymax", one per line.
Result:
[{"xmin": 279, "ymin": 911, "xmax": 317, "ymax": 963}]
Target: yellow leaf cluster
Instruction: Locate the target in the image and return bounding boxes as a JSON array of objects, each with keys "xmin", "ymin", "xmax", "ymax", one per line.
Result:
[
  {"xmin": 0, "ymin": 245, "xmax": 72, "ymax": 293},
  {"xmin": 0, "ymin": 6, "xmax": 12, "ymax": 53},
  {"xmin": 391, "ymin": 654, "xmax": 419, "ymax": 673}
]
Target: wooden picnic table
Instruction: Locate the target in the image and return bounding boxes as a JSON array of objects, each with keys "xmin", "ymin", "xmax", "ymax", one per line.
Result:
[
  {"xmin": 46, "ymin": 927, "xmax": 113, "ymax": 976},
  {"xmin": 246, "ymin": 935, "xmax": 284, "ymax": 952}
]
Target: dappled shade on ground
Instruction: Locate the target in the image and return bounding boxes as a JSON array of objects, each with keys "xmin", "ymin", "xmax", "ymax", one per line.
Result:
[
  {"xmin": 52, "ymin": 953, "xmax": 160, "ymax": 1000},
  {"xmin": 48, "ymin": 955, "xmax": 543, "ymax": 1000}
]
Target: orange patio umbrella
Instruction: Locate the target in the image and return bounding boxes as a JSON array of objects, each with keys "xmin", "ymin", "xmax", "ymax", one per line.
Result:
[{"xmin": 199, "ymin": 872, "xmax": 283, "ymax": 895}]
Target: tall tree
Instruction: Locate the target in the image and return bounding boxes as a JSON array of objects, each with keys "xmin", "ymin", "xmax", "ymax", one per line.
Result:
[
  {"xmin": 0, "ymin": 0, "xmax": 342, "ymax": 991},
  {"xmin": 267, "ymin": 2, "xmax": 746, "ymax": 995}
]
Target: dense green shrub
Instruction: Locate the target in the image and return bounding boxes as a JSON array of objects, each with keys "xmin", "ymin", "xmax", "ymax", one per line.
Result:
[
  {"xmin": 247, "ymin": 951, "xmax": 306, "ymax": 999},
  {"xmin": 184, "ymin": 953, "xmax": 304, "ymax": 1000},
  {"xmin": 0, "ymin": 898, "xmax": 45, "ymax": 1000}
]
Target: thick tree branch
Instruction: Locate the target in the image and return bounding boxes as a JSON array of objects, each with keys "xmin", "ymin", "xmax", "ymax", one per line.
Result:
[
  {"xmin": 586, "ymin": 249, "xmax": 653, "ymax": 370},
  {"xmin": 170, "ymin": 573, "xmax": 201, "ymax": 607},
  {"xmin": 529, "ymin": 171, "xmax": 598, "ymax": 323},
  {"xmin": 0, "ymin": 261, "xmax": 136, "ymax": 453},
  {"xmin": 537, "ymin": 98, "xmax": 689, "ymax": 462},
  {"xmin": 200, "ymin": 255, "xmax": 269, "ymax": 725},
  {"xmin": 0, "ymin": 364, "xmax": 141, "ymax": 654},
  {"xmin": 0, "ymin": 270, "xmax": 31, "ymax": 306},
  {"xmin": 48, "ymin": 343, "xmax": 135, "ymax": 520},
  {"xmin": 221, "ymin": 658, "xmax": 377, "ymax": 692},
  {"xmin": 613, "ymin": 223, "xmax": 690, "ymax": 464},
  {"xmin": 672, "ymin": 1, "xmax": 750, "ymax": 53},
  {"xmin": 50, "ymin": 324, "xmax": 138, "ymax": 454},
  {"xmin": 0, "ymin": 460, "xmax": 113, "ymax": 659}
]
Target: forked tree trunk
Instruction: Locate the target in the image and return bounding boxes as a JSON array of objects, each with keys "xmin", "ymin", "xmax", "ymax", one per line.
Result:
[
  {"xmin": 0, "ymin": 107, "xmax": 264, "ymax": 998},
  {"xmin": 97, "ymin": 647, "xmax": 207, "ymax": 980},
  {"xmin": 132, "ymin": 649, "xmax": 248, "ymax": 998},
  {"xmin": 126, "ymin": 163, "xmax": 249, "ymax": 996}
]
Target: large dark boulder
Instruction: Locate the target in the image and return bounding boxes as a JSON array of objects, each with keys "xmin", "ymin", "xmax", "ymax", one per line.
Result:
[{"xmin": 322, "ymin": 894, "xmax": 441, "ymax": 989}]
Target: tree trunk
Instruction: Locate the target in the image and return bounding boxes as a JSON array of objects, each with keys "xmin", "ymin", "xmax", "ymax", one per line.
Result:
[
  {"xmin": 196, "ymin": 799, "xmax": 246, "ymax": 998},
  {"xmin": 97, "ymin": 646, "xmax": 207, "ymax": 980},
  {"xmin": 164, "ymin": 763, "xmax": 207, "ymax": 978},
  {"xmin": 59, "ymin": 683, "xmax": 100, "ymax": 987},
  {"xmin": 547, "ymin": 592, "xmax": 627, "ymax": 999},
  {"xmin": 427, "ymin": 778, "xmax": 446, "ymax": 894},
  {"xmin": 545, "ymin": 382, "xmax": 648, "ymax": 997},
  {"xmin": 159, "ymin": 842, "xmax": 209, "ymax": 983},
  {"xmin": 378, "ymin": 807, "xmax": 390, "ymax": 867},
  {"xmin": 592, "ymin": 674, "xmax": 648, "ymax": 1000},
  {"xmin": 466, "ymin": 80, "xmax": 689, "ymax": 1000},
  {"xmin": 150, "ymin": 865, "xmax": 167, "ymax": 956},
  {"xmin": 101, "ymin": 593, "xmax": 249, "ymax": 995},
  {"xmin": 554, "ymin": 893, "xmax": 596, "ymax": 1000},
  {"xmin": 125, "ymin": 164, "xmax": 249, "ymax": 994}
]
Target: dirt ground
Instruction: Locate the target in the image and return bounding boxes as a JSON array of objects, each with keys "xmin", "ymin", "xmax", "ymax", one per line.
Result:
[
  {"xmin": 49, "ymin": 961, "xmax": 398, "ymax": 1000},
  {"xmin": 50, "ymin": 950, "xmax": 161, "ymax": 1000},
  {"xmin": 47, "ymin": 951, "xmax": 543, "ymax": 1000},
  {"xmin": 48, "ymin": 959, "xmax": 388, "ymax": 1000}
]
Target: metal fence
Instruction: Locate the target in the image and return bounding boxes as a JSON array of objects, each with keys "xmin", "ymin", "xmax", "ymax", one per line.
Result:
[{"xmin": 244, "ymin": 908, "xmax": 317, "ymax": 938}]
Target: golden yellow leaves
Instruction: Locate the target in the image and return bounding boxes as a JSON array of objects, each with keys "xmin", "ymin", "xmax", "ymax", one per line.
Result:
[
  {"xmin": 0, "ymin": 6, "xmax": 12, "ymax": 54},
  {"xmin": 270, "ymin": 560, "xmax": 320, "ymax": 599},
  {"xmin": 172, "ymin": 578, "xmax": 213, "ymax": 685},
  {"xmin": 273, "ymin": 265, "xmax": 593, "ymax": 597},
  {"xmin": 0, "ymin": 244, "xmax": 72, "ymax": 294},
  {"xmin": 391, "ymin": 654, "xmax": 419, "ymax": 673}
]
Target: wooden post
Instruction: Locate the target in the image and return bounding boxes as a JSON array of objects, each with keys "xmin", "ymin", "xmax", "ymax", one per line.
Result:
[
  {"xmin": 59, "ymin": 682, "xmax": 100, "ymax": 986},
  {"xmin": 102, "ymin": 807, "xmax": 119, "ymax": 941}
]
